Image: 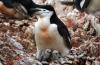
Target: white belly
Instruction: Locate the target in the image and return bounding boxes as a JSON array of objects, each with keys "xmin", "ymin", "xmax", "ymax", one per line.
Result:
[{"xmin": 35, "ymin": 22, "xmax": 69, "ymax": 55}]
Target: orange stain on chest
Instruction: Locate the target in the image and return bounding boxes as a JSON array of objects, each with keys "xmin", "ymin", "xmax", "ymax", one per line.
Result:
[
  {"xmin": 40, "ymin": 27, "xmax": 53, "ymax": 43},
  {"xmin": 41, "ymin": 28, "xmax": 49, "ymax": 38}
]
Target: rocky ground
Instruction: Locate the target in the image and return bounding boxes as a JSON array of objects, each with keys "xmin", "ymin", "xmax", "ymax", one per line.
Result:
[{"xmin": 0, "ymin": 0, "xmax": 100, "ymax": 65}]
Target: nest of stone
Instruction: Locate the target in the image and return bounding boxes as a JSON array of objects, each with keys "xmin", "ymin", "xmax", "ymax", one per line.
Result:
[{"xmin": 0, "ymin": 13, "xmax": 100, "ymax": 65}]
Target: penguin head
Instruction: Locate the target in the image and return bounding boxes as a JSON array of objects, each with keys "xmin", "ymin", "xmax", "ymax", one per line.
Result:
[{"xmin": 31, "ymin": 5, "xmax": 55, "ymax": 18}]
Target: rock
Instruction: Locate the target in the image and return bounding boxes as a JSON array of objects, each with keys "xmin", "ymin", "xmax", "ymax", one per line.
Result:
[
  {"xmin": 7, "ymin": 37, "xmax": 24, "ymax": 50},
  {"xmin": 87, "ymin": 15, "xmax": 100, "ymax": 35},
  {"xmin": 52, "ymin": 50, "xmax": 61, "ymax": 60},
  {"xmin": 41, "ymin": 61, "xmax": 49, "ymax": 65},
  {"xmin": 36, "ymin": 49, "xmax": 52, "ymax": 61}
]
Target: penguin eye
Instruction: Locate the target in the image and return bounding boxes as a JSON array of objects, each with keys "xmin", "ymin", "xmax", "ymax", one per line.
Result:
[{"xmin": 43, "ymin": 9, "xmax": 46, "ymax": 11}]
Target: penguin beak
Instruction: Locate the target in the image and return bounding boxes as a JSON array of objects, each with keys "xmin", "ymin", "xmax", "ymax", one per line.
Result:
[
  {"xmin": 30, "ymin": 8, "xmax": 41, "ymax": 14},
  {"xmin": 30, "ymin": 8, "xmax": 42, "ymax": 16}
]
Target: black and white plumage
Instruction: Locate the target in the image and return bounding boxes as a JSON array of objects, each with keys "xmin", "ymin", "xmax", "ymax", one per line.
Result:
[
  {"xmin": 32, "ymin": 5, "xmax": 72, "ymax": 59},
  {"xmin": 75, "ymin": 0, "xmax": 100, "ymax": 16},
  {"xmin": 74, "ymin": 0, "xmax": 90, "ymax": 12}
]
